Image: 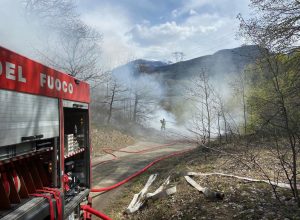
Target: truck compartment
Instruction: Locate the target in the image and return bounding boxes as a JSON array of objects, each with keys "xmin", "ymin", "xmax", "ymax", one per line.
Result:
[
  {"xmin": 63, "ymin": 103, "xmax": 90, "ymax": 218},
  {"xmin": 0, "ymin": 90, "xmax": 59, "ymax": 148},
  {"xmin": 0, "ymin": 148, "xmax": 58, "ymax": 217},
  {"xmin": 63, "ymin": 105, "xmax": 90, "ymax": 207},
  {"xmin": 0, "ymin": 104, "xmax": 91, "ymax": 218},
  {"xmin": 0, "ymin": 46, "xmax": 91, "ymax": 220}
]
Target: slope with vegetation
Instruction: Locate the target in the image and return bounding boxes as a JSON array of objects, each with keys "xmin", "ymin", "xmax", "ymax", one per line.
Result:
[
  {"xmin": 91, "ymin": 125, "xmax": 135, "ymax": 157},
  {"xmin": 105, "ymin": 140, "xmax": 300, "ymax": 220},
  {"xmin": 100, "ymin": 1, "xmax": 300, "ymax": 218}
]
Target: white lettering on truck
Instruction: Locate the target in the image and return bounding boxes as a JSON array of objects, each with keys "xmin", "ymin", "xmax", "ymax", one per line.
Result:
[
  {"xmin": 18, "ymin": 66, "xmax": 26, "ymax": 83},
  {"xmin": 40, "ymin": 73, "xmax": 73, "ymax": 94},
  {"xmin": 55, "ymin": 79, "xmax": 61, "ymax": 91},
  {"xmin": 0, "ymin": 61, "xmax": 27, "ymax": 83},
  {"xmin": 6, "ymin": 62, "xmax": 15, "ymax": 80},
  {"xmin": 62, "ymin": 81, "xmax": 68, "ymax": 92}
]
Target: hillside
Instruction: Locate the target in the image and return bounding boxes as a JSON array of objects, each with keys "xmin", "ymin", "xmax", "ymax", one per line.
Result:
[
  {"xmin": 112, "ymin": 59, "xmax": 168, "ymax": 78},
  {"xmin": 112, "ymin": 45, "xmax": 262, "ymax": 120},
  {"xmin": 104, "ymin": 140, "xmax": 300, "ymax": 220},
  {"xmin": 113, "ymin": 45, "xmax": 261, "ymax": 80},
  {"xmin": 153, "ymin": 45, "xmax": 261, "ymax": 80}
]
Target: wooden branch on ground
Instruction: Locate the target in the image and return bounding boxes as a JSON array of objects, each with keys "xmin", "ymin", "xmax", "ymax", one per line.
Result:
[{"xmin": 187, "ymin": 172, "xmax": 300, "ymax": 189}]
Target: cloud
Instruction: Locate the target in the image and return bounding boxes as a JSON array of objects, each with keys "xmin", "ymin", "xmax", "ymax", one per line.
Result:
[
  {"xmin": 80, "ymin": 4, "xmax": 138, "ymax": 68},
  {"xmin": 0, "ymin": 0, "xmax": 251, "ymax": 68},
  {"xmin": 127, "ymin": 12, "xmax": 239, "ymax": 60},
  {"xmin": 128, "ymin": 12, "xmax": 229, "ymax": 46},
  {"xmin": 173, "ymin": 0, "xmax": 250, "ymax": 18},
  {"xmin": 78, "ymin": 0, "xmax": 250, "ymax": 65},
  {"xmin": 128, "ymin": 21, "xmax": 211, "ymax": 46},
  {"xmin": 189, "ymin": 9, "xmax": 198, "ymax": 16},
  {"xmin": 171, "ymin": 9, "xmax": 179, "ymax": 18}
]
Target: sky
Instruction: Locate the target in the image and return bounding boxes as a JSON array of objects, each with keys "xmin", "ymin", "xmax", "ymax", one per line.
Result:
[
  {"xmin": 0, "ymin": 0, "xmax": 252, "ymax": 131},
  {"xmin": 0, "ymin": 0, "xmax": 251, "ymax": 69},
  {"xmin": 78, "ymin": 0, "xmax": 251, "ymax": 65}
]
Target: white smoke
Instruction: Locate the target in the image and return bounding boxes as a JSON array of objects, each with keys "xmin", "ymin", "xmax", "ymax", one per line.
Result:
[{"xmin": 0, "ymin": 0, "xmax": 43, "ymax": 59}]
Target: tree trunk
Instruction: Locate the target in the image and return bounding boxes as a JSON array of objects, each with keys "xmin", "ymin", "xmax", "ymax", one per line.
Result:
[
  {"xmin": 107, "ymin": 84, "xmax": 116, "ymax": 124},
  {"xmin": 242, "ymin": 84, "xmax": 247, "ymax": 135},
  {"xmin": 217, "ymin": 113, "xmax": 221, "ymax": 143},
  {"xmin": 133, "ymin": 93, "xmax": 138, "ymax": 123},
  {"xmin": 205, "ymin": 88, "xmax": 211, "ymax": 143}
]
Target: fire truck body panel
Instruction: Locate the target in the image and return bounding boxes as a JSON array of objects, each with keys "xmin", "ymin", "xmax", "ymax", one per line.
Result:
[
  {"xmin": 0, "ymin": 46, "xmax": 90, "ymax": 103},
  {"xmin": 0, "ymin": 90, "xmax": 59, "ymax": 147},
  {"xmin": 0, "ymin": 46, "xmax": 92, "ymax": 219}
]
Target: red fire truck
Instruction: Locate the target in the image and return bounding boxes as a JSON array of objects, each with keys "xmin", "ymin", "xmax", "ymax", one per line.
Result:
[{"xmin": 0, "ymin": 46, "xmax": 92, "ymax": 219}]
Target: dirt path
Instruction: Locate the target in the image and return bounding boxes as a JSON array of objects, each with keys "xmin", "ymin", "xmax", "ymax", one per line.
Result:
[{"xmin": 91, "ymin": 140, "xmax": 195, "ymax": 213}]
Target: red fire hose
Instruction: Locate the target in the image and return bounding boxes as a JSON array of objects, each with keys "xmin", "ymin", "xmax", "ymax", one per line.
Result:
[
  {"xmin": 83, "ymin": 142, "xmax": 195, "ymax": 219},
  {"xmin": 91, "ymin": 150, "xmax": 118, "ymax": 167},
  {"xmin": 30, "ymin": 193, "xmax": 55, "ymax": 220},
  {"xmin": 110, "ymin": 142, "xmax": 177, "ymax": 154},
  {"xmin": 92, "ymin": 142, "xmax": 178, "ymax": 167},
  {"xmin": 81, "ymin": 205, "xmax": 112, "ymax": 220},
  {"xmin": 37, "ymin": 188, "xmax": 62, "ymax": 220},
  {"xmin": 91, "ymin": 147, "xmax": 193, "ymax": 193}
]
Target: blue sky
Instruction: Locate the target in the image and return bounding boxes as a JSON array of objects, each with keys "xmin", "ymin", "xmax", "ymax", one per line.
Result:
[
  {"xmin": 78, "ymin": 0, "xmax": 251, "ymax": 66},
  {"xmin": 0, "ymin": 0, "xmax": 251, "ymax": 69}
]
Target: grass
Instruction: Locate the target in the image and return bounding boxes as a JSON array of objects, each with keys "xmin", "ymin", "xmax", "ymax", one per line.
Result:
[
  {"xmin": 91, "ymin": 125, "xmax": 135, "ymax": 157},
  {"xmin": 103, "ymin": 141, "xmax": 300, "ymax": 220}
]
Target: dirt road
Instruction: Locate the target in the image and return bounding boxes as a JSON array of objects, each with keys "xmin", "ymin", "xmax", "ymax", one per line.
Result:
[{"xmin": 91, "ymin": 140, "xmax": 195, "ymax": 213}]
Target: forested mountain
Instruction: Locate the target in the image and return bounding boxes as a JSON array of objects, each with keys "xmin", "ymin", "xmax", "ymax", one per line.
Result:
[
  {"xmin": 151, "ymin": 45, "xmax": 261, "ymax": 80},
  {"xmin": 114, "ymin": 45, "xmax": 261, "ymax": 80},
  {"xmin": 112, "ymin": 45, "xmax": 262, "ymax": 117},
  {"xmin": 112, "ymin": 59, "xmax": 168, "ymax": 78}
]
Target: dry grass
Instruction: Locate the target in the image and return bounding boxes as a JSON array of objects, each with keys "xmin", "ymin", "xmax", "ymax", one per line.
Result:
[
  {"xmin": 104, "ymin": 141, "xmax": 300, "ymax": 220},
  {"xmin": 91, "ymin": 126, "xmax": 135, "ymax": 157}
]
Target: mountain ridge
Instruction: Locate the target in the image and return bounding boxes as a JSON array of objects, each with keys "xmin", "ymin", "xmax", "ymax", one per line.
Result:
[
  {"xmin": 113, "ymin": 45, "xmax": 261, "ymax": 80},
  {"xmin": 151, "ymin": 45, "xmax": 261, "ymax": 80},
  {"xmin": 112, "ymin": 45, "xmax": 262, "ymax": 121}
]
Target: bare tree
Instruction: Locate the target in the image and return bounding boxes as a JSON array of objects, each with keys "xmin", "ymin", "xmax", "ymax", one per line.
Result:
[
  {"xmin": 24, "ymin": 0, "xmax": 104, "ymax": 84},
  {"xmin": 262, "ymin": 53, "xmax": 299, "ymax": 205},
  {"xmin": 215, "ymin": 93, "xmax": 230, "ymax": 143},
  {"xmin": 238, "ymin": 0, "xmax": 300, "ymax": 53},
  {"xmin": 42, "ymin": 22, "xmax": 103, "ymax": 83},
  {"xmin": 106, "ymin": 79, "xmax": 128, "ymax": 124},
  {"xmin": 230, "ymin": 70, "xmax": 248, "ymax": 134},
  {"xmin": 130, "ymin": 83, "xmax": 159, "ymax": 124},
  {"xmin": 239, "ymin": 0, "xmax": 300, "ymax": 206},
  {"xmin": 106, "ymin": 82, "xmax": 117, "ymax": 124},
  {"xmin": 186, "ymin": 68, "xmax": 216, "ymax": 143},
  {"xmin": 24, "ymin": 0, "xmax": 77, "ymax": 29}
]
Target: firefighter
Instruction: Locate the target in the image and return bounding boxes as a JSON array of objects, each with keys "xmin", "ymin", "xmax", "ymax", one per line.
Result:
[{"xmin": 160, "ymin": 118, "xmax": 166, "ymax": 131}]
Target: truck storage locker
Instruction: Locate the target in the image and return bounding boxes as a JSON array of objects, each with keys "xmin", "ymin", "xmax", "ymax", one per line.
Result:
[{"xmin": 0, "ymin": 89, "xmax": 59, "ymax": 147}]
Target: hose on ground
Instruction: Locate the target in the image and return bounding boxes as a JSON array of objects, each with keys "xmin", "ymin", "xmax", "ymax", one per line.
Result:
[
  {"xmin": 87, "ymin": 142, "xmax": 195, "ymax": 220},
  {"xmin": 91, "ymin": 147, "xmax": 194, "ymax": 192},
  {"xmin": 92, "ymin": 142, "xmax": 178, "ymax": 167}
]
